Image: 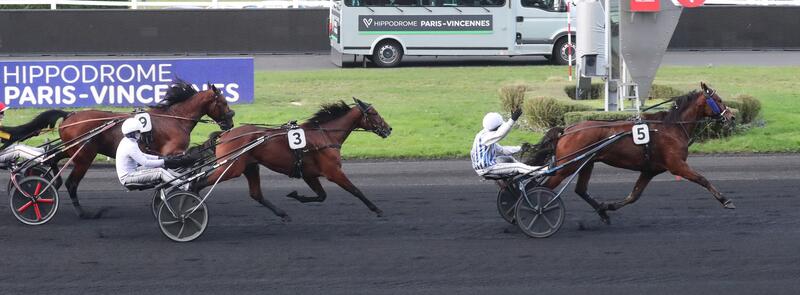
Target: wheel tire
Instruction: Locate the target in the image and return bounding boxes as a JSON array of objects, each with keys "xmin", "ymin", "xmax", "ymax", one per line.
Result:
[
  {"xmin": 514, "ymin": 187, "xmax": 564, "ymax": 238},
  {"xmin": 9, "ymin": 176, "xmax": 59, "ymax": 226},
  {"xmin": 497, "ymin": 188, "xmax": 519, "ymax": 224},
  {"xmin": 7, "ymin": 166, "xmax": 60, "ymax": 192},
  {"xmin": 371, "ymin": 40, "xmax": 403, "ymax": 68},
  {"xmin": 550, "ymin": 37, "xmax": 575, "ymax": 66},
  {"xmin": 157, "ymin": 191, "xmax": 208, "ymax": 242}
]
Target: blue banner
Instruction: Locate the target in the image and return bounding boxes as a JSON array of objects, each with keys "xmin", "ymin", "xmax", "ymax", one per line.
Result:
[{"xmin": 0, "ymin": 57, "xmax": 254, "ymax": 108}]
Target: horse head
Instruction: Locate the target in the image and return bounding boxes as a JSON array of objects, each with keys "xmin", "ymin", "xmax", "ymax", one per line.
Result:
[
  {"xmin": 353, "ymin": 97, "xmax": 392, "ymax": 138},
  {"xmin": 698, "ymin": 82, "xmax": 735, "ymax": 123},
  {"xmin": 199, "ymin": 83, "xmax": 235, "ymax": 130}
]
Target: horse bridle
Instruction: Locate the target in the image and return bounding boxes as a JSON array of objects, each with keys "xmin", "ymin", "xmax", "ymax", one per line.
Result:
[
  {"xmin": 703, "ymin": 89, "xmax": 729, "ymax": 120},
  {"xmin": 210, "ymin": 92, "xmax": 236, "ymax": 130},
  {"xmin": 357, "ymin": 104, "xmax": 390, "ymax": 137}
]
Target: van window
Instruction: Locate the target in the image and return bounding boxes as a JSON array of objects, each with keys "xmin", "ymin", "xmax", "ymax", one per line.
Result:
[{"xmin": 521, "ymin": 0, "xmax": 565, "ymax": 12}]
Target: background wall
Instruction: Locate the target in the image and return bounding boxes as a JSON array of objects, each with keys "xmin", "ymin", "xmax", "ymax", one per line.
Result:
[{"xmin": 0, "ymin": 6, "xmax": 797, "ymax": 55}]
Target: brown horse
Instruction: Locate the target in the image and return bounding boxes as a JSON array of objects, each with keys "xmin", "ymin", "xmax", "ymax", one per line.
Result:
[
  {"xmin": 188, "ymin": 98, "xmax": 391, "ymax": 221},
  {"xmin": 526, "ymin": 82, "xmax": 736, "ymax": 224},
  {"xmin": 57, "ymin": 79, "xmax": 235, "ymax": 218}
]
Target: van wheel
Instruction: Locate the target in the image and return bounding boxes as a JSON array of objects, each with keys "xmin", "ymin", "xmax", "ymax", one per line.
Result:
[
  {"xmin": 551, "ymin": 37, "xmax": 575, "ymax": 65},
  {"xmin": 372, "ymin": 40, "xmax": 403, "ymax": 68}
]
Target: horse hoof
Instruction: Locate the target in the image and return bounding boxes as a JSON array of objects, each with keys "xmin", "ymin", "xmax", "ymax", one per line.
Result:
[
  {"xmin": 285, "ymin": 191, "xmax": 299, "ymax": 199},
  {"xmin": 281, "ymin": 215, "xmax": 292, "ymax": 223},
  {"xmin": 375, "ymin": 209, "xmax": 384, "ymax": 218},
  {"xmin": 723, "ymin": 200, "xmax": 736, "ymax": 209}
]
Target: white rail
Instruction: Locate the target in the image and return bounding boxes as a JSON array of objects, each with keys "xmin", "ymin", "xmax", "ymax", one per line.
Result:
[{"xmin": 0, "ymin": 0, "xmax": 332, "ymax": 9}]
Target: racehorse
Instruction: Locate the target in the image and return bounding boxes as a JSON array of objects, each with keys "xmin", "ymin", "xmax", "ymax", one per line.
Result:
[
  {"xmin": 56, "ymin": 79, "xmax": 235, "ymax": 218},
  {"xmin": 187, "ymin": 98, "xmax": 391, "ymax": 222},
  {"xmin": 525, "ymin": 82, "xmax": 736, "ymax": 224}
]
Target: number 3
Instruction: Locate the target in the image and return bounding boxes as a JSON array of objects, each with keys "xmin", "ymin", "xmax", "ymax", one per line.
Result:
[{"xmin": 293, "ymin": 132, "xmax": 302, "ymax": 144}]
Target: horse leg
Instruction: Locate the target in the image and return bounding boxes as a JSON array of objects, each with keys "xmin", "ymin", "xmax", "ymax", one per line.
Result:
[
  {"xmin": 326, "ymin": 168, "xmax": 383, "ymax": 217},
  {"xmin": 243, "ymin": 163, "xmax": 291, "ymax": 223},
  {"xmin": 572, "ymin": 162, "xmax": 610, "ymax": 224},
  {"xmin": 668, "ymin": 161, "xmax": 735, "ymax": 209},
  {"xmin": 596, "ymin": 172, "xmax": 656, "ymax": 222},
  {"xmin": 286, "ymin": 177, "xmax": 327, "ymax": 203},
  {"xmin": 65, "ymin": 150, "xmax": 111, "ymax": 219}
]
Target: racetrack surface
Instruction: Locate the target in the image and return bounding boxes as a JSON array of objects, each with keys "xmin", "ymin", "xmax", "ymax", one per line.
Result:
[{"xmin": 1, "ymin": 155, "xmax": 799, "ymax": 294}]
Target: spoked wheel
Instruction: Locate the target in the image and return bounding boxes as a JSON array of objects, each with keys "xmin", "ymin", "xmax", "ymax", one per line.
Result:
[
  {"xmin": 9, "ymin": 176, "xmax": 59, "ymax": 226},
  {"xmin": 497, "ymin": 188, "xmax": 519, "ymax": 224},
  {"xmin": 514, "ymin": 187, "xmax": 564, "ymax": 238},
  {"xmin": 7, "ymin": 165, "xmax": 59, "ymax": 193},
  {"xmin": 151, "ymin": 190, "xmax": 162, "ymax": 219},
  {"xmin": 157, "ymin": 191, "xmax": 208, "ymax": 242}
]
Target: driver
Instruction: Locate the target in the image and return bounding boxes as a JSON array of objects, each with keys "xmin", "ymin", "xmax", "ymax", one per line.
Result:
[
  {"xmin": 116, "ymin": 118, "xmax": 193, "ymax": 189},
  {"xmin": 471, "ymin": 109, "xmax": 543, "ymax": 178},
  {"xmin": 0, "ymin": 102, "xmax": 46, "ymax": 164}
]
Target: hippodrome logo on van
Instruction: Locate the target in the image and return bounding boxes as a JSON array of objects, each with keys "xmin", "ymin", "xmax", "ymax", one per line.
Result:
[
  {"xmin": 358, "ymin": 15, "xmax": 493, "ymax": 33},
  {"xmin": 0, "ymin": 58, "xmax": 254, "ymax": 108}
]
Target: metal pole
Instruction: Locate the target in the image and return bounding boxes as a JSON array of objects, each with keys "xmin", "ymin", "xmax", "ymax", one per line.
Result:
[
  {"xmin": 51, "ymin": 0, "xmax": 57, "ymax": 9},
  {"xmin": 567, "ymin": 0, "xmax": 573, "ymax": 81},
  {"xmin": 212, "ymin": 0, "xmax": 218, "ymax": 8},
  {"xmin": 132, "ymin": 0, "xmax": 138, "ymax": 9}
]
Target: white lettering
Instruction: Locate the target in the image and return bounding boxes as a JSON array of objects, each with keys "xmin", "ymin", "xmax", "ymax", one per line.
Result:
[
  {"xmin": 20, "ymin": 87, "xmax": 36, "ymax": 105},
  {"xmin": 137, "ymin": 64, "xmax": 156, "ymax": 82},
  {"xmin": 4, "ymin": 87, "xmax": 20, "ymax": 104},
  {"xmin": 117, "ymin": 85, "xmax": 135, "ymax": 104},
  {"xmin": 137, "ymin": 85, "xmax": 154, "ymax": 103},
  {"xmin": 45, "ymin": 65, "xmax": 60, "ymax": 84},
  {"xmin": 29, "ymin": 66, "xmax": 44, "ymax": 83},
  {"xmin": 82, "ymin": 65, "xmax": 98, "ymax": 83},
  {"xmin": 100, "ymin": 65, "xmax": 115, "ymax": 83},
  {"xmin": 3, "ymin": 65, "xmax": 20, "ymax": 84},
  {"xmin": 225, "ymin": 84, "xmax": 240, "ymax": 102},
  {"xmin": 158, "ymin": 64, "xmax": 172, "ymax": 82},
  {"xmin": 117, "ymin": 64, "xmax": 135, "ymax": 83},
  {"xmin": 90, "ymin": 86, "xmax": 108, "ymax": 104},
  {"xmin": 62, "ymin": 65, "xmax": 80, "ymax": 84},
  {"xmin": 38, "ymin": 86, "xmax": 54, "ymax": 105},
  {"xmin": 62, "ymin": 86, "xmax": 76, "ymax": 105}
]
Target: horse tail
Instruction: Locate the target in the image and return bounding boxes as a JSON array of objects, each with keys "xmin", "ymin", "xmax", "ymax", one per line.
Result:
[
  {"xmin": 522, "ymin": 127, "xmax": 563, "ymax": 166},
  {"xmin": 0, "ymin": 109, "xmax": 69, "ymax": 148}
]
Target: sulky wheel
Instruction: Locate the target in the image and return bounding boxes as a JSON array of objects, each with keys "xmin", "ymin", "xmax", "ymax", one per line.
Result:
[
  {"xmin": 151, "ymin": 190, "xmax": 163, "ymax": 219},
  {"xmin": 497, "ymin": 187, "xmax": 519, "ymax": 224},
  {"xmin": 157, "ymin": 191, "xmax": 208, "ymax": 242},
  {"xmin": 9, "ymin": 176, "xmax": 59, "ymax": 226},
  {"xmin": 7, "ymin": 165, "xmax": 59, "ymax": 193},
  {"xmin": 514, "ymin": 187, "xmax": 564, "ymax": 238}
]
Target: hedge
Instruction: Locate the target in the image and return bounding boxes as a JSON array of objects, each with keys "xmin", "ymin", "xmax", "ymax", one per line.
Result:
[
  {"xmin": 564, "ymin": 83, "xmax": 603, "ymax": 100},
  {"xmin": 563, "ymin": 111, "xmax": 634, "ymax": 126},
  {"xmin": 725, "ymin": 94, "xmax": 761, "ymax": 124},
  {"xmin": 523, "ymin": 96, "xmax": 593, "ymax": 129},
  {"xmin": 498, "ymin": 84, "xmax": 529, "ymax": 114}
]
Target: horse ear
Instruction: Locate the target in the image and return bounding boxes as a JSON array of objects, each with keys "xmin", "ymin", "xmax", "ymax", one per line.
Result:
[
  {"xmin": 353, "ymin": 97, "xmax": 369, "ymax": 110},
  {"xmin": 208, "ymin": 83, "xmax": 219, "ymax": 94},
  {"xmin": 700, "ymin": 82, "xmax": 710, "ymax": 93}
]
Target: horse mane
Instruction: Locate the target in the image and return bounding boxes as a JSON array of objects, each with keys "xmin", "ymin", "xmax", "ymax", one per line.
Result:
[
  {"xmin": 150, "ymin": 78, "xmax": 199, "ymax": 109},
  {"xmin": 658, "ymin": 90, "xmax": 700, "ymax": 123},
  {"xmin": 306, "ymin": 100, "xmax": 352, "ymax": 125}
]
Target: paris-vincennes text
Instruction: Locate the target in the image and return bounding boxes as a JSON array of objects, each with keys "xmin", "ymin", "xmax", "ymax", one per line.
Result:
[{"xmin": 2, "ymin": 63, "xmax": 241, "ymax": 106}]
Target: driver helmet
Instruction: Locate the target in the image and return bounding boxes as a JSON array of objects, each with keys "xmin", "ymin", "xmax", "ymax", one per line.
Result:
[
  {"xmin": 482, "ymin": 112, "xmax": 503, "ymax": 131},
  {"xmin": 120, "ymin": 118, "xmax": 143, "ymax": 139}
]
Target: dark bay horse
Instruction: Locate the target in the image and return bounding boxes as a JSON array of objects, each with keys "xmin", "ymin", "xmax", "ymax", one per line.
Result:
[
  {"xmin": 526, "ymin": 82, "xmax": 736, "ymax": 224},
  {"xmin": 189, "ymin": 98, "xmax": 391, "ymax": 221},
  {"xmin": 57, "ymin": 80, "xmax": 235, "ymax": 218}
]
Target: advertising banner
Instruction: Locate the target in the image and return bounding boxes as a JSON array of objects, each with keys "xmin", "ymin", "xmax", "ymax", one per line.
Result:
[
  {"xmin": 358, "ymin": 15, "xmax": 493, "ymax": 34},
  {"xmin": 0, "ymin": 57, "xmax": 254, "ymax": 108}
]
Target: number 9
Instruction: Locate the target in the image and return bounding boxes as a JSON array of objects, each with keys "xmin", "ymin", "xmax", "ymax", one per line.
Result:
[{"xmin": 139, "ymin": 117, "xmax": 148, "ymax": 128}]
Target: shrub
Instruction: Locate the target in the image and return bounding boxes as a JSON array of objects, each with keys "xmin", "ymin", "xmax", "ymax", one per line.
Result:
[
  {"xmin": 563, "ymin": 111, "xmax": 634, "ymax": 125},
  {"xmin": 649, "ymin": 84, "xmax": 684, "ymax": 100},
  {"xmin": 564, "ymin": 83, "xmax": 603, "ymax": 100},
  {"xmin": 523, "ymin": 96, "xmax": 592, "ymax": 129},
  {"xmin": 724, "ymin": 94, "xmax": 761, "ymax": 124},
  {"xmin": 498, "ymin": 84, "xmax": 528, "ymax": 113}
]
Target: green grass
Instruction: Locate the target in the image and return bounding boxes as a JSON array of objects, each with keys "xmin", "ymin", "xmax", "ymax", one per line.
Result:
[{"xmin": 5, "ymin": 65, "xmax": 799, "ymax": 159}]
